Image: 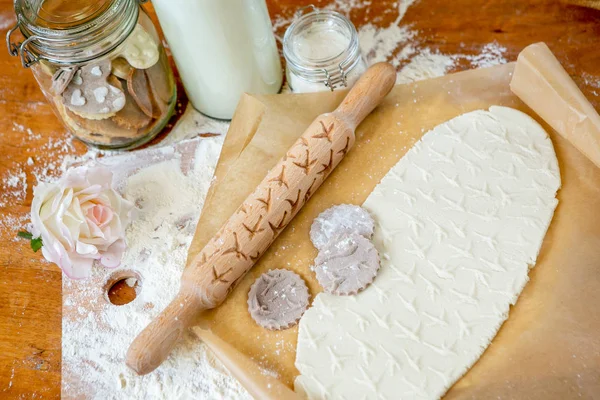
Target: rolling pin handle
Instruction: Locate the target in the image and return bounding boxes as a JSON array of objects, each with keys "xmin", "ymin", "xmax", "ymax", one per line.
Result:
[
  {"xmin": 334, "ymin": 62, "xmax": 397, "ymax": 130},
  {"xmin": 126, "ymin": 291, "xmax": 202, "ymax": 375}
]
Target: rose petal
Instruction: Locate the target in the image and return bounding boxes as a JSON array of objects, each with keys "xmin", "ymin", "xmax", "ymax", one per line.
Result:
[
  {"xmin": 84, "ymin": 218, "xmax": 104, "ymax": 238},
  {"xmin": 41, "ymin": 235, "xmax": 93, "ymax": 279},
  {"xmin": 85, "ymin": 166, "xmax": 113, "ymax": 189},
  {"xmin": 76, "ymin": 240, "xmax": 98, "ymax": 256},
  {"xmin": 87, "ymin": 204, "xmax": 114, "ymax": 228},
  {"xmin": 62, "ymin": 167, "xmax": 90, "ymax": 189},
  {"xmin": 64, "ymin": 197, "xmax": 87, "ymax": 242},
  {"xmin": 100, "ymin": 239, "xmax": 126, "ymax": 269},
  {"xmin": 75, "ymin": 184, "xmax": 104, "ymax": 203},
  {"xmin": 31, "ymin": 183, "xmax": 56, "ymax": 238}
]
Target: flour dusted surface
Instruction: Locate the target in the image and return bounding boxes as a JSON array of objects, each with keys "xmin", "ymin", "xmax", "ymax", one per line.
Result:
[
  {"xmin": 295, "ymin": 107, "xmax": 561, "ymax": 399},
  {"xmin": 61, "ymin": 136, "xmax": 250, "ymax": 399}
]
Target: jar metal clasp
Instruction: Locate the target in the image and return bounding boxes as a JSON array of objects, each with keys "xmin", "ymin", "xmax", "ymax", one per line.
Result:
[
  {"xmin": 6, "ymin": 20, "xmax": 40, "ymax": 68},
  {"xmin": 19, "ymin": 36, "xmax": 40, "ymax": 68},
  {"xmin": 323, "ymin": 64, "xmax": 349, "ymax": 92},
  {"xmin": 6, "ymin": 21, "xmax": 20, "ymax": 57}
]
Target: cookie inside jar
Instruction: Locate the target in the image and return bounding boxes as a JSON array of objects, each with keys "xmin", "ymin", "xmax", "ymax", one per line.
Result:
[{"xmin": 23, "ymin": 1, "xmax": 176, "ymax": 149}]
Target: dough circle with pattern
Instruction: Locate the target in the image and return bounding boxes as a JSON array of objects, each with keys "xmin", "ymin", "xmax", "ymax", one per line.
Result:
[{"xmin": 248, "ymin": 269, "xmax": 310, "ymax": 330}]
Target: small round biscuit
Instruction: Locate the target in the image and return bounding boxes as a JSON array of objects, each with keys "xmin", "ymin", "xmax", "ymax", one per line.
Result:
[
  {"xmin": 310, "ymin": 204, "xmax": 375, "ymax": 250},
  {"xmin": 313, "ymin": 232, "xmax": 380, "ymax": 296},
  {"xmin": 62, "ymin": 60, "xmax": 126, "ymax": 119},
  {"xmin": 247, "ymin": 269, "xmax": 310, "ymax": 330}
]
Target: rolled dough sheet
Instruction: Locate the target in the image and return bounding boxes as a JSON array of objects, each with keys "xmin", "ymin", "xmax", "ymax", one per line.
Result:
[{"xmin": 295, "ymin": 106, "xmax": 561, "ymax": 399}]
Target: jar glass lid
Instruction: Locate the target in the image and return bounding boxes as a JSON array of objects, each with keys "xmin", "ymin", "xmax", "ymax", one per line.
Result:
[
  {"xmin": 11, "ymin": 0, "xmax": 137, "ymax": 67},
  {"xmin": 289, "ymin": 16, "xmax": 351, "ymax": 63},
  {"xmin": 33, "ymin": 0, "xmax": 113, "ymax": 30}
]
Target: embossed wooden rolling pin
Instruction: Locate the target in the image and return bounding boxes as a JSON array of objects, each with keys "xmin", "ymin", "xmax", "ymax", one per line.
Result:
[{"xmin": 126, "ymin": 62, "xmax": 397, "ymax": 375}]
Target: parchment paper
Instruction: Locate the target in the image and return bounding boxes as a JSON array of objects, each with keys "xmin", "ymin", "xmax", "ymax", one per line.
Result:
[{"xmin": 189, "ymin": 63, "xmax": 600, "ymax": 398}]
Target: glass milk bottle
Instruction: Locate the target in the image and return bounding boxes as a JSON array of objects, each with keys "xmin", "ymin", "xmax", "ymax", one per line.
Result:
[{"xmin": 152, "ymin": 0, "xmax": 283, "ymax": 120}]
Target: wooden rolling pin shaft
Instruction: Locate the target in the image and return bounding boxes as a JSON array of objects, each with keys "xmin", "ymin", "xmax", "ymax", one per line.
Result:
[{"xmin": 126, "ymin": 62, "xmax": 397, "ymax": 375}]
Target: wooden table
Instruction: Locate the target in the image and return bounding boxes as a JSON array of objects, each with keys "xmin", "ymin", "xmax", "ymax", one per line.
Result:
[{"xmin": 1, "ymin": 0, "xmax": 599, "ymax": 398}]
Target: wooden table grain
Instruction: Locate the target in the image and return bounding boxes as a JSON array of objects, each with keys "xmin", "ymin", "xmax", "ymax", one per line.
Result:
[{"xmin": 0, "ymin": 0, "xmax": 599, "ymax": 398}]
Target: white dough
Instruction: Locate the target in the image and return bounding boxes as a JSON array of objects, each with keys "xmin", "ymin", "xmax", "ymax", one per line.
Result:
[
  {"xmin": 294, "ymin": 106, "xmax": 561, "ymax": 400},
  {"xmin": 310, "ymin": 204, "xmax": 375, "ymax": 250}
]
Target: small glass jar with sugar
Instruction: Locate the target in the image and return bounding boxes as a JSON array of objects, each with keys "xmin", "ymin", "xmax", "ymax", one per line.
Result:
[{"xmin": 283, "ymin": 7, "xmax": 367, "ymax": 93}]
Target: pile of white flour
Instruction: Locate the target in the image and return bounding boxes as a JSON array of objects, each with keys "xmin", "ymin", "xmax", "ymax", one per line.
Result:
[{"xmin": 62, "ymin": 133, "xmax": 252, "ymax": 399}]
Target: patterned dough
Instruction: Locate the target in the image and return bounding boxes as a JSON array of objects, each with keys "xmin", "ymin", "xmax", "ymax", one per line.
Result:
[
  {"xmin": 295, "ymin": 107, "xmax": 561, "ymax": 399},
  {"xmin": 313, "ymin": 233, "xmax": 380, "ymax": 295},
  {"xmin": 248, "ymin": 269, "xmax": 310, "ymax": 330},
  {"xmin": 310, "ymin": 204, "xmax": 375, "ymax": 250}
]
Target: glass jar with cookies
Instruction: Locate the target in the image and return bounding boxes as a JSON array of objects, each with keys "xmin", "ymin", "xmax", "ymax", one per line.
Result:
[{"xmin": 7, "ymin": 0, "xmax": 176, "ymax": 149}]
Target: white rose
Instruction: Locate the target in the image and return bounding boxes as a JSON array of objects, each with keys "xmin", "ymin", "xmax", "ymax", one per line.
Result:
[{"xmin": 31, "ymin": 165, "xmax": 134, "ymax": 279}]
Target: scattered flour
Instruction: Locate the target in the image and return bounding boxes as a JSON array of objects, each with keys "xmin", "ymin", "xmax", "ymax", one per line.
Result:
[
  {"xmin": 357, "ymin": 5, "xmax": 506, "ymax": 83},
  {"xmin": 324, "ymin": 0, "xmax": 373, "ymax": 16},
  {"xmin": 395, "ymin": 47, "xmax": 458, "ymax": 84},
  {"xmin": 275, "ymin": 0, "xmax": 506, "ymax": 87},
  {"xmin": 0, "ymin": 213, "xmax": 31, "ymax": 238},
  {"xmin": 0, "ymin": 163, "xmax": 29, "ymax": 235},
  {"xmin": 124, "ymin": 277, "xmax": 137, "ymax": 287},
  {"xmin": 583, "ymin": 72, "xmax": 600, "ymax": 89},
  {"xmin": 1, "ymin": 169, "xmax": 26, "ymax": 205},
  {"xmin": 160, "ymin": 105, "xmax": 230, "ymax": 146},
  {"xmin": 464, "ymin": 42, "xmax": 508, "ymax": 69},
  {"xmin": 0, "ymin": 10, "xmax": 16, "ymax": 30},
  {"xmin": 582, "ymin": 72, "xmax": 600, "ymax": 98},
  {"xmin": 398, "ymin": 0, "xmax": 419, "ymax": 20},
  {"xmin": 359, "ymin": 22, "xmax": 416, "ymax": 65},
  {"xmin": 62, "ymin": 135, "xmax": 251, "ymax": 399}
]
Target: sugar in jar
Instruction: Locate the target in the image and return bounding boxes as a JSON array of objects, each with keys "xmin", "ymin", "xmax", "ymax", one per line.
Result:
[
  {"xmin": 7, "ymin": 0, "xmax": 176, "ymax": 149},
  {"xmin": 283, "ymin": 7, "xmax": 367, "ymax": 93}
]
